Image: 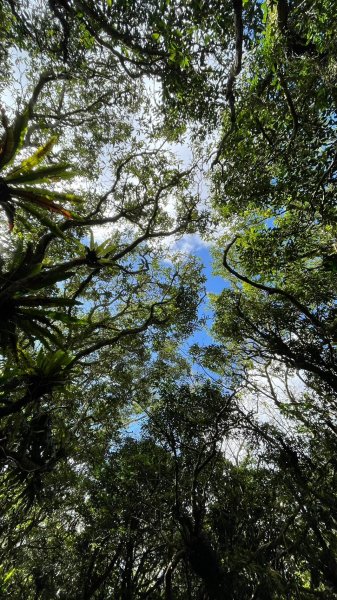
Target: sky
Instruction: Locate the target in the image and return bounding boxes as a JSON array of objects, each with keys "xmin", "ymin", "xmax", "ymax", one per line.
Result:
[{"xmin": 0, "ymin": 48, "xmax": 233, "ymax": 434}]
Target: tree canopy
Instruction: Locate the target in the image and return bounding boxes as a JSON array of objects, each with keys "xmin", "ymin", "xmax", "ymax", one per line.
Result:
[{"xmin": 1, "ymin": 0, "xmax": 337, "ymax": 598}]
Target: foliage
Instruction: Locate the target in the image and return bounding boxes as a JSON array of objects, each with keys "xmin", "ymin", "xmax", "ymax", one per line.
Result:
[{"xmin": 1, "ymin": 1, "xmax": 337, "ymax": 599}]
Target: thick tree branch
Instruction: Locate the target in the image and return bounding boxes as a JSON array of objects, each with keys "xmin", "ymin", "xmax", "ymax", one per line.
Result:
[{"xmin": 223, "ymin": 237, "xmax": 324, "ymax": 330}]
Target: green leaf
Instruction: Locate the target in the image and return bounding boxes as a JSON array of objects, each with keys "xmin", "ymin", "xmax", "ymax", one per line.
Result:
[
  {"xmin": 0, "ymin": 107, "xmax": 29, "ymax": 170},
  {"xmin": 179, "ymin": 56, "xmax": 190, "ymax": 68},
  {"xmin": 19, "ymin": 318, "xmax": 60, "ymax": 348},
  {"xmin": 261, "ymin": 1, "xmax": 268, "ymax": 25},
  {"xmin": 17, "ymin": 203, "xmax": 67, "ymax": 237},
  {"xmin": 5, "ymin": 163, "xmax": 75, "ymax": 185},
  {"xmin": 96, "ymin": 238, "xmax": 117, "ymax": 256},
  {"xmin": 35, "ymin": 348, "xmax": 74, "ymax": 374},
  {"xmin": 6, "ymin": 135, "xmax": 58, "ymax": 177},
  {"xmin": 23, "ymin": 269, "xmax": 76, "ymax": 290},
  {"xmin": 3, "ymin": 568, "xmax": 15, "ymax": 584}
]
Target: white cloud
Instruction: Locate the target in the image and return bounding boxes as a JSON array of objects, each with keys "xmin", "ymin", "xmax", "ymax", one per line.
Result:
[
  {"xmin": 240, "ymin": 361, "xmax": 306, "ymax": 431},
  {"xmin": 172, "ymin": 232, "xmax": 209, "ymax": 254}
]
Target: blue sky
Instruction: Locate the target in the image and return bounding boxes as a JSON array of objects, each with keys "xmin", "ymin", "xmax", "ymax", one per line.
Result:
[
  {"xmin": 191, "ymin": 244, "xmax": 229, "ymax": 346},
  {"xmin": 124, "ymin": 245, "xmax": 227, "ymax": 437},
  {"xmin": 197, "ymin": 245, "xmax": 227, "ymax": 295}
]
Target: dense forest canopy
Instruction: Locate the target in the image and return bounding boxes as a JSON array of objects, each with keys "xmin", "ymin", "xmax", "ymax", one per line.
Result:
[{"xmin": 1, "ymin": 0, "xmax": 337, "ymax": 597}]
